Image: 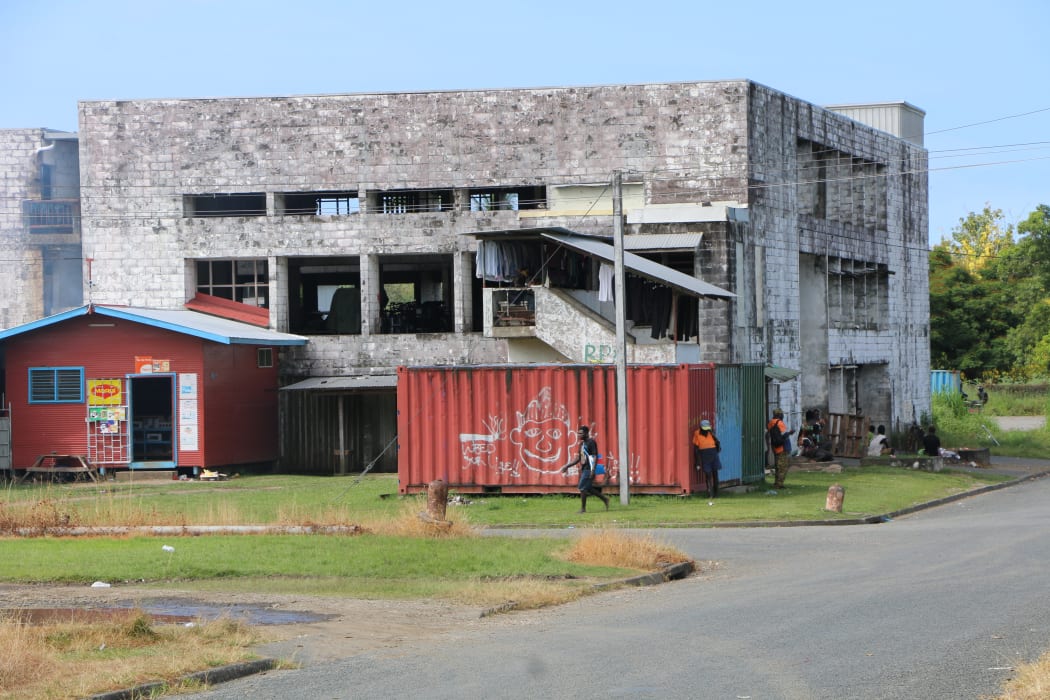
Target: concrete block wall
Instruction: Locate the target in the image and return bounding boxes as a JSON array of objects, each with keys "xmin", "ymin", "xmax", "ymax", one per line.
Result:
[
  {"xmin": 72, "ymin": 80, "xmax": 928, "ymax": 424},
  {"xmin": 77, "ymin": 82, "xmax": 752, "ymax": 375},
  {"xmin": 746, "ymin": 83, "xmax": 930, "ymax": 427},
  {"xmin": 0, "ymin": 130, "xmax": 48, "ymax": 328}
]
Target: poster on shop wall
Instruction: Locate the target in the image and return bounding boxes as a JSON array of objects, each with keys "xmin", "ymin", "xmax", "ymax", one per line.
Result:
[{"xmin": 178, "ymin": 373, "xmax": 199, "ymax": 451}]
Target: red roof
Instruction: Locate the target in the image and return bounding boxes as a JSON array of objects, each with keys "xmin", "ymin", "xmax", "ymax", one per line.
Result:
[{"xmin": 184, "ymin": 293, "xmax": 270, "ymax": 327}]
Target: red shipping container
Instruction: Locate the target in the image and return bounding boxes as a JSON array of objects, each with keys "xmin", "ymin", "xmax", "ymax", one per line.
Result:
[{"xmin": 397, "ymin": 364, "xmax": 716, "ymax": 495}]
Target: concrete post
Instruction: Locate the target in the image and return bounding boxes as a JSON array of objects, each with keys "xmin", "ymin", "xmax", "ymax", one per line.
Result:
[
  {"xmin": 825, "ymin": 484, "xmax": 845, "ymax": 513},
  {"xmin": 426, "ymin": 479, "xmax": 448, "ymax": 522}
]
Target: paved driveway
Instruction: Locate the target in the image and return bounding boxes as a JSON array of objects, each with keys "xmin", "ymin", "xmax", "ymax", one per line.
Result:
[
  {"xmin": 182, "ymin": 470, "xmax": 1050, "ymax": 700},
  {"xmin": 994, "ymin": 415, "xmax": 1046, "ymax": 431}
]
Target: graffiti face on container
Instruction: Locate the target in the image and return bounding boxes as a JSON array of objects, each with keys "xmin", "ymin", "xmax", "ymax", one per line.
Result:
[{"xmin": 509, "ymin": 387, "xmax": 573, "ymax": 472}]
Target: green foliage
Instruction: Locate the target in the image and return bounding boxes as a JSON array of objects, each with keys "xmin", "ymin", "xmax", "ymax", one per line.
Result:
[
  {"xmin": 944, "ymin": 205, "xmax": 1014, "ymax": 274},
  {"xmin": 928, "ymin": 391, "xmax": 998, "ymax": 448},
  {"xmin": 930, "ymin": 203, "xmax": 1050, "ymax": 380}
]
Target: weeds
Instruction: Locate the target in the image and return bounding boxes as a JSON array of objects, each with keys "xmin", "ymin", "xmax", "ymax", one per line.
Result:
[
  {"xmin": 562, "ymin": 529, "xmax": 691, "ymax": 570},
  {"xmin": 0, "ymin": 610, "xmax": 258, "ymax": 699}
]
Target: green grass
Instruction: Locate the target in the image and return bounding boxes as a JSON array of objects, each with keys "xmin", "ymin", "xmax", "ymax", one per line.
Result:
[
  {"xmin": 982, "ymin": 385, "xmax": 1050, "ymax": 416},
  {"xmin": 0, "ymin": 534, "xmax": 629, "ymax": 591},
  {"xmin": 1, "ymin": 467, "xmax": 1006, "ymax": 530},
  {"xmin": 932, "ymin": 388, "xmax": 1050, "ymax": 458}
]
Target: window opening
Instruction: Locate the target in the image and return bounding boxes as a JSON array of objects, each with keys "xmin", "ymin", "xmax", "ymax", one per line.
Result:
[
  {"xmin": 287, "ymin": 258, "xmax": 361, "ymax": 334},
  {"xmin": 375, "ymin": 189, "xmax": 454, "ymax": 213},
  {"xmin": 184, "ymin": 193, "xmax": 266, "ymax": 217},
  {"xmin": 196, "ymin": 259, "xmax": 269, "ymax": 307},
  {"xmin": 468, "ymin": 186, "xmax": 545, "ymax": 211},
  {"xmin": 279, "ymin": 191, "xmax": 360, "ymax": 216},
  {"xmin": 257, "ymin": 348, "xmax": 273, "ymax": 368},
  {"xmin": 379, "ymin": 254, "xmax": 453, "ymax": 333},
  {"xmin": 29, "ymin": 367, "xmax": 84, "ymax": 403}
]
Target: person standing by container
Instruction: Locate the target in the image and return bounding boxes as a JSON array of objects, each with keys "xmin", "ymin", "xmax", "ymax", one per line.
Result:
[
  {"xmin": 692, "ymin": 419, "xmax": 723, "ymax": 499},
  {"xmin": 560, "ymin": 425, "xmax": 610, "ymax": 513},
  {"xmin": 766, "ymin": 409, "xmax": 794, "ymax": 489}
]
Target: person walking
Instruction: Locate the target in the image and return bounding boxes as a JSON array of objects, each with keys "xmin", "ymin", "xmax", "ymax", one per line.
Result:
[
  {"xmin": 692, "ymin": 419, "xmax": 723, "ymax": 499},
  {"xmin": 560, "ymin": 425, "xmax": 610, "ymax": 513},
  {"xmin": 767, "ymin": 409, "xmax": 794, "ymax": 489}
]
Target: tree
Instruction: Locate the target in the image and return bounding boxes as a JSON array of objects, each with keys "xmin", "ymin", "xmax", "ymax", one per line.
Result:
[
  {"xmin": 946, "ymin": 205, "xmax": 1014, "ymax": 274},
  {"xmin": 929, "ymin": 223, "xmax": 1020, "ymax": 378}
]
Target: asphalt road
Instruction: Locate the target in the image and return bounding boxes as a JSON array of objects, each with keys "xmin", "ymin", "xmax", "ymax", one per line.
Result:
[{"xmin": 181, "ymin": 471, "xmax": 1050, "ymax": 700}]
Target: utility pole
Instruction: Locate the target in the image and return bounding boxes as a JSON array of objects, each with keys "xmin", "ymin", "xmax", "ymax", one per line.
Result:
[{"xmin": 613, "ymin": 171, "xmax": 630, "ymax": 504}]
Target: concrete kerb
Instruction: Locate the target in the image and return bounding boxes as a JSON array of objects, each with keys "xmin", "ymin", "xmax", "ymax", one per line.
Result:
[
  {"xmin": 480, "ymin": 560, "xmax": 696, "ymax": 617},
  {"xmin": 86, "ymin": 658, "xmax": 281, "ymax": 700}
]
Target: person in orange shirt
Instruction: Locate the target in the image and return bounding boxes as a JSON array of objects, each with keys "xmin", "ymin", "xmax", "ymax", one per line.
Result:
[
  {"xmin": 692, "ymin": 419, "xmax": 723, "ymax": 499},
  {"xmin": 766, "ymin": 408, "xmax": 794, "ymax": 489}
]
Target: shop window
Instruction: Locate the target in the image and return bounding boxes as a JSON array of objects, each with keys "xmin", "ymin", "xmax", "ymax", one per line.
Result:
[
  {"xmin": 184, "ymin": 193, "xmax": 266, "ymax": 217},
  {"xmin": 29, "ymin": 367, "xmax": 84, "ymax": 404},
  {"xmin": 196, "ymin": 259, "xmax": 269, "ymax": 307}
]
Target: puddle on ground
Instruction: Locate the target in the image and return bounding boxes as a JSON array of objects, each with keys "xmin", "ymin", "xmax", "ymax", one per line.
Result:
[{"xmin": 1, "ymin": 599, "xmax": 333, "ymax": 626}]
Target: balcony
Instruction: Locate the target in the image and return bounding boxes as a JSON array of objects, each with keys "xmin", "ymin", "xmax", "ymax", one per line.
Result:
[
  {"xmin": 22, "ymin": 199, "xmax": 80, "ymax": 235},
  {"xmin": 486, "ymin": 288, "xmax": 535, "ymax": 338}
]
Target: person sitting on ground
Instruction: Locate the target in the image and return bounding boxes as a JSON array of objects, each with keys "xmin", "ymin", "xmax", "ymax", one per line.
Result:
[
  {"xmin": 867, "ymin": 424, "xmax": 894, "ymax": 456},
  {"xmin": 922, "ymin": 425, "xmax": 942, "ymax": 457}
]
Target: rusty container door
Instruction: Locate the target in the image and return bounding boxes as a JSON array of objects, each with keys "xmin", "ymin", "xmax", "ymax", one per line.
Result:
[
  {"xmin": 685, "ymin": 364, "xmax": 717, "ymax": 494},
  {"xmin": 397, "ymin": 364, "xmax": 704, "ymax": 495}
]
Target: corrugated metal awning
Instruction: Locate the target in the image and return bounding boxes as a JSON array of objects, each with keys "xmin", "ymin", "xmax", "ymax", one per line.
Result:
[
  {"xmin": 281, "ymin": 375, "xmax": 398, "ymax": 392},
  {"xmin": 764, "ymin": 365, "xmax": 801, "ymax": 381},
  {"xmin": 541, "ymin": 232, "xmax": 734, "ymax": 299},
  {"xmin": 623, "ymin": 233, "xmax": 702, "ymax": 251}
]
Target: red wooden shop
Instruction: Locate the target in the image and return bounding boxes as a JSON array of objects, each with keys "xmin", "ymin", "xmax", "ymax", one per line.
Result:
[
  {"xmin": 0, "ymin": 305, "xmax": 306, "ymax": 477},
  {"xmin": 397, "ymin": 363, "xmax": 719, "ymax": 495}
]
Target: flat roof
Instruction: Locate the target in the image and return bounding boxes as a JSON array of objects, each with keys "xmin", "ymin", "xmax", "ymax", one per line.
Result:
[{"xmin": 280, "ymin": 375, "xmax": 398, "ymax": 391}]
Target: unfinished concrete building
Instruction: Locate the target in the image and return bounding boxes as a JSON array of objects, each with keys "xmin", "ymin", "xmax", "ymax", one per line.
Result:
[
  {"xmin": 73, "ymin": 81, "xmax": 930, "ymax": 472},
  {"xmin": 0, "ymin": 128, "xmax": 83, "ymax": 330}
]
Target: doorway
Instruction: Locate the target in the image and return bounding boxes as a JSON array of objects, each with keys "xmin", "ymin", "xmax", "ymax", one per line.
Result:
[{"xmin": 129, "ymin": 375, "xmax": 175, "ymax": 465}]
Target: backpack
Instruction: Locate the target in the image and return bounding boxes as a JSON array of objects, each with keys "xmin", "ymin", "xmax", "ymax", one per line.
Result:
[{"xmin": 768, "ymin": 422, "xmax": 785, "ymax": 448}]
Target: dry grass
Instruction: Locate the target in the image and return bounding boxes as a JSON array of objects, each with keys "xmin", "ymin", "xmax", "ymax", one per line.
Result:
[
  {"xmin": 992, "ymin": 651, "xmax": 1050, "ymax": 700},
  {"xmin": 0, "ymin": 500, "xmax": 80, "ymax": 535},
  {"xmin": 562, "ymin": 528, "xmax": 692, "ymax": 570},
  {"xmin": 364, "ymin": 497, "xmax": 478, "ymax": 538},
  {"xmin": 0, "ymin": 609, "xmax": 259, "ymax": 699}
]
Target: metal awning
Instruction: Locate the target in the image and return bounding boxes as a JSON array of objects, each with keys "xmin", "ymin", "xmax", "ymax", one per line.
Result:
[
  {"xmin": 764, "ymin": 365, "xmax": 801, "ymax": 381},
  {"xmin": 623, "ymin": 233, "xmax": 703, "ymax": 251},
  {"xmin": 281, "ymin": 375, "xmax": 398, "ymax": 392},
  {"xmin": 541, "ymin": 232, "xmax": 734, "ymax": 299}
]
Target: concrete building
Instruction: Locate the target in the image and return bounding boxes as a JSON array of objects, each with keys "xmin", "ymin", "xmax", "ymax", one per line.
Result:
[
  {"xmin": 69, "ymin": 81, "xmax": 929, "ymax": 472},
  {"xmin": 0, "ymin": 128, "xmax": 83, "ymax": 330}
]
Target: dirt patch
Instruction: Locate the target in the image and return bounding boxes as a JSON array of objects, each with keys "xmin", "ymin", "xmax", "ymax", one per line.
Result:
[{"xmin": 0, "ymin": 583, "xmax": 486, "ymax": 665}]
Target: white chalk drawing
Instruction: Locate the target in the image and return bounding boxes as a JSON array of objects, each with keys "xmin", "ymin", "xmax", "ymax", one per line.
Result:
[{"xmin": 458, "ymin": 386, "xmax": 639, "ymax": 480}]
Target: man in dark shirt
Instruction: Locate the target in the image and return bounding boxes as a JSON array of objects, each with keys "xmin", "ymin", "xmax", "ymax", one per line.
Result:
[
  {"xmin": 923, "ymin": 426, "xmax": 942, "ymax": 457},
  {"xmin": 560, "ymin": 425, "xmax": 610, "ymax": 513}
]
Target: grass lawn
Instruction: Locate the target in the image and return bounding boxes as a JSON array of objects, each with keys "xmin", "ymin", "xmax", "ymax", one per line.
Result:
[
  {"xmin": 0, "ymin": 466, "xmax": 1008, "ymax": 531},
  {"xmin": 0, "ymin": 463, "xmax": 1023, "ymax": 699}
]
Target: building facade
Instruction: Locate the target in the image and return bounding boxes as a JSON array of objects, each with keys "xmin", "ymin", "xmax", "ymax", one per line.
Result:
[
  {"xmin": 0, "ymin": 128, "xmax": 82, "ymax": 330},
  {"xmin": 70, "ymin": 80, "xmax": 930, "ymax": 472}
]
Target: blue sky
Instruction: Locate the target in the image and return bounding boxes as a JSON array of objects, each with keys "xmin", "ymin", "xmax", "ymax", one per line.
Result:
[{"xmin": 2, "ymin": 0, "xmax": 1046, "ymax": 244}]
